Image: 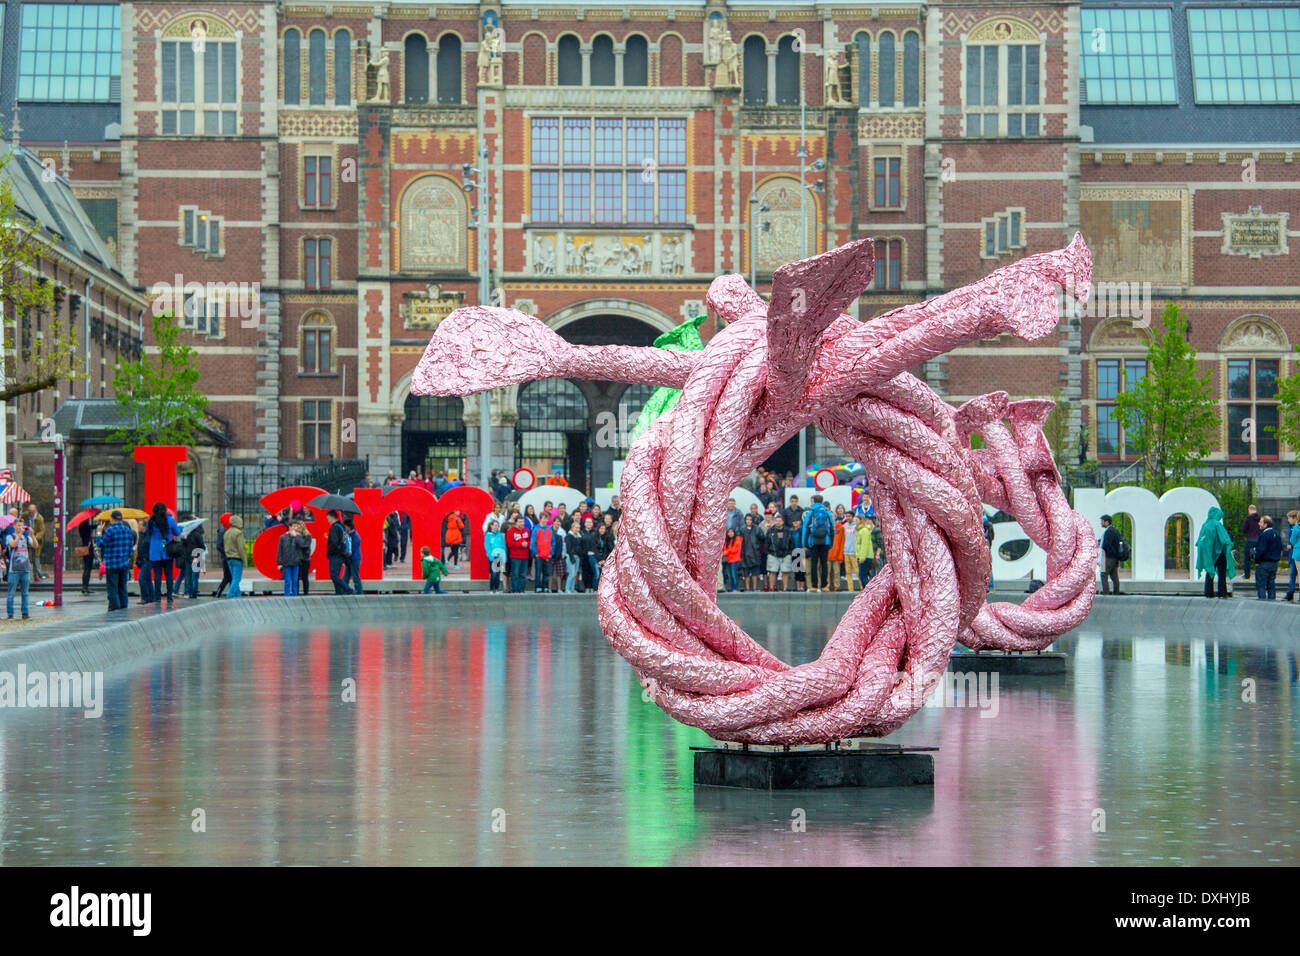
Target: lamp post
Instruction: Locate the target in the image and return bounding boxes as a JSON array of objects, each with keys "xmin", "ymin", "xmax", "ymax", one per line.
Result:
[
  {"xmin": 463, "ymin": 142, "xmax": 492, "ymax": 490},
  {"xmin": 796, "ymin": 111, "xmax": 825, "ymax": 479}
]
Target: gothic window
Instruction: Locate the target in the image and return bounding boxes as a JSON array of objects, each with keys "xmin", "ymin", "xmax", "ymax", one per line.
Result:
[
  {"xmin": 855, "ymin": 32, "xmax": 871, "ymax": 106},
  {"xmin": 308, "ymin": 28, "xmax": 326, "ymax": 104},
  {"xmin": 903, "ymin": 31, "xmax": 920, "ymax": 107},
  {"xmin": 334, "ymin": 30, "xmax": 352, "ymax": 104},
  {"xmin": 775, "ymin": 35, "xmax": 800, "ymax": 105},
  {"xmin": 405, "ymin": 34, "xmax": 429, "ymax": 103},
  {"xmin": 284, "ymin": 28, "xmax": 301, "ymax": 104},
  {"xmin": 743, "ymin": 36, "xmax": 766, "ymax": 105},
  {"xmin": 591, "ymin": 35, "xmax": 615, "ymax": 86},
  {"xmin": 437, "ymin": 34, "xmax": 462, "ymax": 103},
  {"xmin": 878, "ymin": 32, "xmax": 896, "ymax": 107},
  {"xmin": 625, "ymin": 35, "xmax": 648, "ymax": 86},
  {"xmin": 557, "ymin": 34, "xmax": 581, "ymax": 86}
]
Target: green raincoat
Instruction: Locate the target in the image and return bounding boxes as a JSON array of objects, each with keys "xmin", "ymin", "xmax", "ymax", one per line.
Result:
[
  {"xmin": 1195, "ymin": 506, "xmax": 1236, "ymax": 579},
  {"xmin": 627, "ymin": 315, "xmax": 707, "ymax": 444}
]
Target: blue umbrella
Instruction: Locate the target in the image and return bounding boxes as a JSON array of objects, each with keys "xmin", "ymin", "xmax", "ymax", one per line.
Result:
[{"xmin": 80, "ymin": 495, "xmax": 124, "ymax": 507}]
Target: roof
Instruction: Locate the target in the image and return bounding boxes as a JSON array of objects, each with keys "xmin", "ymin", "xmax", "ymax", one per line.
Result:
[
  {"xmin": 51, "ymin": 399, "xmax": 232, "ymax": 446},
  {"xmin": 0, "ymin": 141, "xmax": 120, "ymax": 274},
  {"xmin": 1080, "ymin": 0, "xmax": 1300, "ymax": 146}
]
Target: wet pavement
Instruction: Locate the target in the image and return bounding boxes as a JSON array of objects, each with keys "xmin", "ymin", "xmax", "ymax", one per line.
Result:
[{"xmin": 0, "ymin": 605, "xmax": 1296, "ymax": 865}]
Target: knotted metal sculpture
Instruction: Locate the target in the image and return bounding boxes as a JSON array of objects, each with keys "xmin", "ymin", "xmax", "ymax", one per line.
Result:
[{"xmin": 412, "ymin": 236, "xmax": 1097, "ymax": 744}]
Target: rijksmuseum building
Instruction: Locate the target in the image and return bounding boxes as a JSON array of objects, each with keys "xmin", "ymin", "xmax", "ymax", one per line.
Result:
[{"xmin": 3, "ymin": 0, "xmax": 1298, "ymax": 496}]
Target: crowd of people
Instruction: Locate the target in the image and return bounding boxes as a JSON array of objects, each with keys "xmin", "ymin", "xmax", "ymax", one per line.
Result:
[{"xmin": 470, "ymin": 490, "xmax": 888, "ymax": 596}]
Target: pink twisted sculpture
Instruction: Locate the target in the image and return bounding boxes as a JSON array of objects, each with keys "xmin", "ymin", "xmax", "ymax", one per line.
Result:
[{"xmin": 412, "ymin": 235, "xmax": 1097, "ymax": 744}]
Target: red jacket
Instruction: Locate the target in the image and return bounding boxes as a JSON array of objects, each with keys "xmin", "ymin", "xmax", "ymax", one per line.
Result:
[{"xmin": 506, "ymin": 527, "xmax": 531, "ymax": 560}]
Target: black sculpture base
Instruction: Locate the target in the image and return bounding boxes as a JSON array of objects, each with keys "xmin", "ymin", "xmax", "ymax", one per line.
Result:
[
  {"xmin": 949, "ymin": 652, "xmax": 1067, "ymax": 675},
  {"xmin": 693, "ymin": 742, "xmax": 935, "ymax": 790}
]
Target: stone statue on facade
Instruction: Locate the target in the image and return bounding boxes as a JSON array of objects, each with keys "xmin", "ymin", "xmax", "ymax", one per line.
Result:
[
  {"xmin": 478, "ymin": 26, "xmax": 503, "ymax": 87},
  {"xmin": 713, "ymin": 28, "xmax": 740, "ymax": 88},
  {"xmin": 824, "ymin": 52, "xmax": 848, "ymax": 107},
  {"xmin": 367, "ymin": 48, "xmax": 391, "ymax": 103}
]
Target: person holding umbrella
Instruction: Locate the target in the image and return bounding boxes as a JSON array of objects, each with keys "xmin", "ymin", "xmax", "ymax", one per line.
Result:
[
  {"xmin": 325, "ymin": 510, "xmax": 351, "ymax": 594},
  {"xmin": 95, "ymin": 510, "xmax": 134, "ymax": 611},
  {"xmin": 76, "ymin": 513, "xmax": 96, "ymax": 594}
]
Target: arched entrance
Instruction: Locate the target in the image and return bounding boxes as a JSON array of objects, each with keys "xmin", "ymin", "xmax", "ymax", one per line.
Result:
[
  {"xmin": 402, "ymin": 395, "xmax": 466, "ymax": 477},
  {"xmin": 516, "ymin": 379, "xmax": 590, "ymax": 486},
  {"xmin": 543, "ymin": 312, "xmax": 669, "ymax": 491}
]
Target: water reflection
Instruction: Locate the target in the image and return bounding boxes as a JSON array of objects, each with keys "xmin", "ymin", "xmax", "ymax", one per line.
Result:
[{"xmin": 0, "ymin": 612, "xmax": 1296, "ymax": 865}]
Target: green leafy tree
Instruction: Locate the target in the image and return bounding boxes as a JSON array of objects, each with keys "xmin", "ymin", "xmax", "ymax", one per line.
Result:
[
  {"xmin": 0, "ymin": 138, "xmax": 84, "ymax": 401},
  {"xmin": 110, "ymin": 309, "xmax": 209, "ymax": 448},
  {"xmin": 1113, "ymin": 302, "xmax": 1218, "ymax": 496},
  {"xmin": 1272, "ymin": 344, "xmax": 1300, "ymax": 455}
]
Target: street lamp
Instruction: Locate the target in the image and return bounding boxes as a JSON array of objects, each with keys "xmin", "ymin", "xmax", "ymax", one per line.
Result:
[
  {"xmin": 748, "ymin": 197, "xmax": 770, "ymax": 289},
  {"xmin": 462, "ymin": 144, "xmax": 492, "ymax": 489}
]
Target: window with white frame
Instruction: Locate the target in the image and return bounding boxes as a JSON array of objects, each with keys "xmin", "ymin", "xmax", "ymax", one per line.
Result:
[
  {"xmin": 90, "ymin": 471, "xmax": 125, "ymax": 501},
  {"xmin": 176, "ymin": 472, "xmax": 195, "ymax": 514},
  {"xmin": 981, "ymin": 208, "xmax": 1027, "ymax": 258},
  {"xmin": 161, "ymin": 19, "xmax": 238, "ymax": 135},
  {"xmin": 965, "ymin": 41, "xmax": 1041, "ymax": 136}
]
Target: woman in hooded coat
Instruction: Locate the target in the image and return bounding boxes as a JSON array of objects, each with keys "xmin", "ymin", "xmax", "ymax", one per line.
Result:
[{"xmin": 1195, "ymin": 506, "xmax": 1236, "ymax": 599}]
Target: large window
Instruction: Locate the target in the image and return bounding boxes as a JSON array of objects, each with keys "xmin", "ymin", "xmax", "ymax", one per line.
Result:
[
  {"xmin": 19, "ymin": 3, "xmax": 121, "ymax": 102},
  {"xmin": 1096, "ymin": 358, "xmax": 1146, "ymax": 459},
  {"xmin": 873, "ymin": 239, "xmax": 902, "ymax": 290},
  {"xmin": 1188, "ymin": 7, "xmax": 1300, "ymax": 103},
  {"xmin": 965, "ymin": 43, "xmax": 1040, "ymax": 136},
  {"xmin": 304, "ymin": 238, "xmax": 332, "ymax": 290},
  {"xmin": 855, "ymin": 32, "xmax": 871, "ymax": 106},
  {"xmin": 530, "ymin": 117, "xmax": 687, "ymax": 224},
  {"xmin": 1227, "ymin": 358, "xmax": 1280, "ymax": 459},
  {"xmin": 1081, "ymin": 8, "xmax": 1177, "ymax": 104},
  {"xmin": 161, "ymin": 32, "xmax": 237, "ymax": 134},
  {"xmin": 302, "ymin": 400, "xmax": 333, "ymax": 459}
]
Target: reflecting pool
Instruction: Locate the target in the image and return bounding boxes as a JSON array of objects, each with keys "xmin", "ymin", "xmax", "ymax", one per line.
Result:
[{"xmin": 0, "ymin": 607, "xmax": 1296, "ymax": 865}]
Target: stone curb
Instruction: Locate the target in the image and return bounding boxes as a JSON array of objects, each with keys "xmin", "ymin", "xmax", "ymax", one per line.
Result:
[{"xmin": 1, "ymin": 592, "xmax": 1296, "ymax": 676}]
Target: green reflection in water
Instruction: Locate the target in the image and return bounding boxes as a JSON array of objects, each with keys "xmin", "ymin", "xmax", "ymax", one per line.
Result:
[{"xmin": 622, "ymin": 671, "xmax": 710, "ymax": 865}]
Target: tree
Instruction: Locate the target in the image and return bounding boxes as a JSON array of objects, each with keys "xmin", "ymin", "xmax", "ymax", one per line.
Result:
[
  {"xmin": 0, "ymin": 140, "xmax": 84, "ymax": 402},
  {"xmin": 1272, "ymin": 344, "xmax": 1300, "ymax": 455},
  {"xmin": 1042, "ymin": 388, "xmax": 1073, "ymax": 464},
  {"xmin": 1113, "ymin": 302, "xmax": 1218, "ymax": 496},
  {"xmin": 110, "ymin": 309, "xmax": 210, "ymax": 448}
]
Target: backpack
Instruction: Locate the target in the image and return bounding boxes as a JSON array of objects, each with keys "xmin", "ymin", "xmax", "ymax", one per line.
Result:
[
  {"xmin": 808, "ymin": 508, "xmax": 832, "ymax": 544},
  {"xmin": 1116, "ymin": 536, "xmax": 1131, "ymax": 562}
]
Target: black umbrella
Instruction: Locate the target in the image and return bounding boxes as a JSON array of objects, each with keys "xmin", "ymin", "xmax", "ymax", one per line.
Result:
[{"xmin": 308, "ymin": 493, "xmax": 362, "ymax": 514}]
